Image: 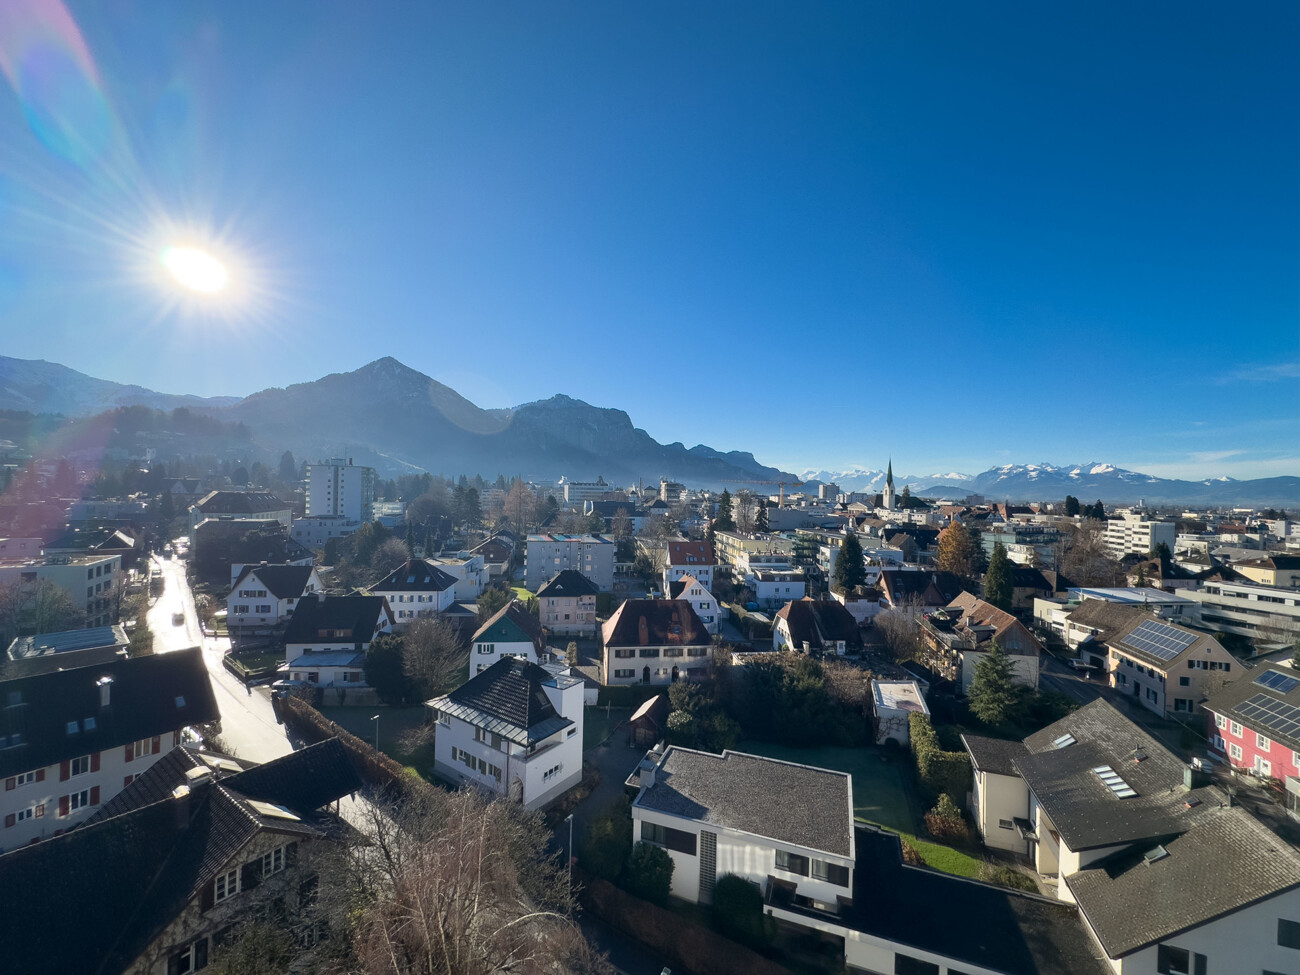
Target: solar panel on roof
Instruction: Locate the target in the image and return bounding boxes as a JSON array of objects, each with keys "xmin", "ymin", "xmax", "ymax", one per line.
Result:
[
  {"xmin": 1119, "ymin": 619, "xmax": 1198, "ymax": 662},
  {"xmin": 1254, "ymin": 670, "xmax": 1300, "ymax": 694},
  {"xmin": 1236, "ymin": 693, "xmax": 1300, "ymax": 739}
]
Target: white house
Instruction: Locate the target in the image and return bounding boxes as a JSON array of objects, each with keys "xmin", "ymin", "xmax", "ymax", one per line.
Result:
[
  {"xmin": 433, "ymin": 553, "xmax": 487, "ymax": 601},
  {"xmin": 662, "ymin": 540, "xmax": 715, "ymax": 592},
  {"xmin": 366, "ymin": 558, "xmax": 457, "ymax": 629},
  {"xmin": 427, "ymin": 656, "xmax": 584, "ymax": 810},
  {"xmin": 0, "ymin": 648, "xmax": 218, "ymax": 850},
  {"xmin": 602, "ymin": 600, "xmax": 712, "ymax": 686},
  {"xmin": 962, "ymin": 699, "xmax": 1300, "ymax": 974},
  {"xmin": 471, "ymin": 600, "xmax": 547, "ymax": 674},
  {"xmin": 746, "ymin": 567, "xmax": 806, "ymax": 610},
  {"xmin": 226, "ymin": 563, "xmax": 323, "ymax": 630},
  {"xmin": 281, "ymin": 594, "xmax": 393, "ymax": 690},
  {"xmin": 667, "ymin": 574, "xmax": 719, "ymax": 635}
]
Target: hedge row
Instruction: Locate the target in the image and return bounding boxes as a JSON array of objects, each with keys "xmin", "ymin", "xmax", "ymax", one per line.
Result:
[
  {"xmin": 576, "ymin": 870, "xmax": 796, "ymax": 975},
  {"xmin": 909, "ymin": 711, "xmax": 971, "ymax": 804},
  {"xmin": 594, "ymin": 683, "xmax": 663, "ymax": 709}
]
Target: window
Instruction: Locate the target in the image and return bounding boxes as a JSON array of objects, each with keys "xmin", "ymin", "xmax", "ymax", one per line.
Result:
[
  {"xmin": 894, "ymin": 955, "xmax": 940, "ymax": 975},
  {"xmin": 614, "ymin": 669, "xmax": 634, "ymax": 679},
  {"xmin": 998, "ymin": 819, "xmax": 1014, "ymax": 830},
  {"xmin": 1259, "ymin": 733, "xmax": 1272, "ymax": 750},
  {"xmin": 1230, "ymin": 721, "xmax": 1242, "ymax": 737},
  {"xmin": 168, "ymin": 937, "xmax": 208, "ymax": 975},
  {"xmin": 614, "ymin": 648, "xmax": 634, "ymax": 658},
  {"xmin": 12, "ymin": 770, "xmax": 37, "ymax": 787},
  {"xmin": 775, "ymin": 849, "xmax": 810, "ymax": 876},
  {"xmin": 638, "ymin": 648, "xmax": 659, "ymax": 658},
  {"xmin": 133, "ymin": 738, "xmax": 154, "ymax": 758},
  {"xmin": 1179, "ymin": 676, "xmax": 1190, "ymax": 686},
  {"xmin": 255, "ymin": 604, "xmax": 272, "ymax": 614},
  {"xmin": 261, "ymin": 846, "xmax": 286, "ymax": 877},
  {"xmin": 1214, "ymin": 714, "xmax": 1226, "ymax": 730},
  {"xmin": 477, "ymin": 643, "xmax": 495, "ymax": 655},
  {"xmin": 70, "ymin": 754, "xmax": 91, "ymax": 776},
  {"xmin": 811, "ymin": 859, "xmax": 850, "ymax": 886},
  {"xmin": 1155, "ymin": 944, "xmax": 1191, "ymax": 975},
  {"xmin": 640, "ymin": 820, "xmax": 696, "ymax": 854},
  {"xmin": 67, "ymin": 789, "xmax": 91, "ymax": 812},
  {"xmin": 543, "ymin": 763, "xmax": 563, "ymax": 782},
  {"xmin": 214, "ymin": 868, "xmax": 240, "ymax": 903},
  {"xmin": 687, "ymin": 647, "xmax": 708, "ymax": 657},
  {"xmin": 1229, "ymin": 743, "xmax": 1243, "ymax": 760},
  {"xmin": 437, "ymin": 710, "xmax": 450, "ymax": 727}
]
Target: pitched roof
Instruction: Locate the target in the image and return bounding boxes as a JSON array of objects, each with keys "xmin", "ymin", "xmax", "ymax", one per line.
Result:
[
  {"xmin": 634, "ymin": 747, "xmax": 853, "ymax": 858},
  {"xmin": 666, "ymin": 540, "xmax": 715, "ymax": 566},
  {"xmin": 1063, "ymin": 600, "xmax": 1151, "ymax": 640},
  {"xmin": 369, "ymin": 558, "xmax": 458, "ymax": 593},
  {"xmin": 943, "ymin": 592, "xmax": 1042, "ymax": 655},
  {"xmin": 1235, "ymin": 554, "xmax": 1300, "ymax": 571},
  {"xmin": 960, "ymin": 733, "xmax": 1028, "ymax": 777},
  {"xmin": 283, "ymin": 594, "xmax": 391, "ymax": 647},
  {"xmin": 193, "ymin": 490, "xmax": 289, "ymax": 514},
  {"xmin": 602, "ymin": 599, "xmax": 711, "ymax": 648},
  {"xmin": 231, "ymin": 562, "xmax": 317, "ymax": 599},
  {"xmin": 775, "ymin": 598, "xmax": 862, "ymax": 651},
  {"xmin": 536, "ymin": 569, "xmax": 600, "ymax": 598},
  {"xmin": 667, "ymin": 574, "xmax": 712, "ymax": 600},
  {"xmin": 0, "ymin": 738, "xmax": 361, "ymax": 975},
  {"xmin": 1105, "ymin": 614, "xmax": 1221, "ymax": 670},
  {"xmin": 472, "ymin": 599, "xmax": 546, "ymax": 650},
  {"xmin": 0, "ymin": 647, "xmax": 219, "ymax": 778},
  {"xmin": 877, "ymin": 569, "xmax": 964, "ymax": 607},
  {"xmin": 1203, "ymin": 664, "xmax": 1300, "ymax": 751},
  {"xmin": 1010, "ymin": 566, "xmax": 1056, "ymax": 591},
  {"xmin": 429, "ymin": 657, "xmax": 572, "ymax": 745}
]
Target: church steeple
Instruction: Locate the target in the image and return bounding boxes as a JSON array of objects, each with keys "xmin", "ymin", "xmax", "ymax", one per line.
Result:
[
  {"xmin": 882, "ymin": 458, "xmax": 896, "ymax": 511},
  {"xmin": 886, "ymin": 460, "xmax": 894, "ymax": 490}
]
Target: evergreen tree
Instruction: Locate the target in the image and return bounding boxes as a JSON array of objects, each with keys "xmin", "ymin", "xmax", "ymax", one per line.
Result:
[
  {"xmin": 278, "ymin": 451, "xmax": 297, "ymax": 484},
  {"xmin": 1064, "ymin": 495, "xmax": 1080, "ymax": 517},
  {"xmin": 833, "ymin": 532, "xmax": 866, "ymax": 593},
  {"xmin": 1152, "ymin": 541, "xmax": 1171, "ymax": 561},
  {"xmin": 714, "ymin": 489, "xmax": 736, "ymax": 532},
  {"xmin": 983, "ymin": 541, "xmax": 1013, "ymax": 611},
  {"xmin": 363, "ymin": 634, "xmax": 413, "ymax": 705},
  {"xmin": 935, "ymin": 522, "xmax": 977, "ymax": 579},
  {"xmin": 901, "ymin": 483, "xmax": 911, "ymax": 498},
  {"xmin": 968, "ymin": 642, "xmax": 1027, "ymax": 726},
  {"xmin": 405, "ymin": 520, "xmax": 415, "ymax": 558},
  {"xmin": 753, "ymin": 497, "xmax": 769, "ymax": 532},
  {"xmin": 463, "ymin": 487, "xmax": 481, "ymax": 526}
]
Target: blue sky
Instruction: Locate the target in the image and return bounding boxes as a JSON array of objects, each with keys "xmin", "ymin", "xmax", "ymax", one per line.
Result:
[{"xmin": 0, "ymin": 1, "xmax": 1295, "ymax": 481}]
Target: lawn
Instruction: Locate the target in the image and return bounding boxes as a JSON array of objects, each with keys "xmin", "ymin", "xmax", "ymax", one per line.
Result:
[
  {"xmin": 739, "ymin": 741, "xmax": 982, "ymax": 879},
  {"xmin": 320, "ymin": 705, "xmax": 436, "ymax": 778},
  {"xmin": 583, "ymin": 706, "xmax": 631, "ymax": 749}
]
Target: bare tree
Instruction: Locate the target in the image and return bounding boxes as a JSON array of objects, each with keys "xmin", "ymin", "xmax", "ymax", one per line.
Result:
[
  {"xmin": 402, "ymin": 617, "xmax": 469, "ymax": 699},
  {"xmin": 610, "ymin": 508, "xmax": 633, "ymax": 539},
  {"xmin": 876, "ymin": 593, "xmax": 925, "ymax": 663},
  {"xmin": 29, "ymin": 580, "xmax": 82, "ymax": 634},
  {"xmin": 371, "ymin": 537, "xmax": 412, "ymax": 574},
  {"xmin": 734, "ymin": 489, "xmax": 757, "ymax": 533},
  {"xmin": 1059, "ymin": 520, "xmax": 1123, "ymax": 587}
]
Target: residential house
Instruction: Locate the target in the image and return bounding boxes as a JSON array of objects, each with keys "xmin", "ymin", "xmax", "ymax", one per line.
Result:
[
  {"xmin": 773, "ymin": 598, "xmax": 862, "ymax": 657},
  {"xmin": 187, "ymin": 491, "xmax": 293, "ymax": 547},
  {"xmin": 0, "ymin": 737, "xmax": 363, "ymax": 974},
  {"xmin": 921, "ymin": 592, "xmax": 1042, "ymax": 692},
  {"xmin": 290, "ymin": 514, "xmax": 361, "ymax": 550},
  {"xmin": 226, "ymin": 563, "xmax": 324, "ymax": 631},
  {"xmin": 830, "ymin": 584, "xmax": 883, "ymax": 624},
  {"xmin": 1234, "ymin": 554, "xmax": 1300, "ymax": 589},
  {"xmin": 536, "ymin": 570, "xmax": 599, "ymax": 637},
  {"xmin": 281, "ymin": 594, "xmax": 394, "ymax": 692},
  {"xmin": 667, "ymin": 574, "xmax": 719, "ymax": 635},
  {"xmin": 1122, "ymin": 554, "xmax": 1201, "ymax": 591},
  {"xmin": 464, "ymin": 533, "xmax": 514, "ymax": 579},
  {"xmin": 225, "ymin": 532, "xmax": 314, "ymax": 586},
  {"xmin": 366, "ymin": 558, "xmax": 457, "ymax": 628},
  {"xmin": 471, "ymin": 599, "xmax": 547, "ymax": 673},
  {"xmin": 0, "ymin": 647, "xmax": 219, "ymax": 850},
  {"xmin": 1205, "ymin": 665, "xmax": 1300, "ymax": 784},
  {"xmin": 602, "ymin": 599, "xmax": 711, "ymax": 686},
  {"xmin": 524, "ymin": 533, "xmax": 614, "ymax": 592},
  {"xmin": 875, "ymin": 569, "xmax": 964, "ymax": 613},
  {"xmin": 431, "ymin": 553, "xmax": 486, "ymax": 601},
  {"xmin": 746, "ymin": 567, "xmax": 807, "ymax": 609},
  {"xmin": 427, "ymin": 656, "xmax": 583, "ymax": 809},
  {"xmin": 1104, "ymin": 613, "xmax": 1239, "ymax": 718},
  {"xmin": 0, "ymin": 552, "xmax": 123, "ymax": 628},
  {"xmin": 1008, "ymin": 566, "xmax": 1068, "ymax": 615},
  {"xmin": 962, "ymin": 699, "xmax": 1300, "ymax": 975},
  {"xmin": 662, "ymin": 540, "xmax": 715, "ymax": 591}
]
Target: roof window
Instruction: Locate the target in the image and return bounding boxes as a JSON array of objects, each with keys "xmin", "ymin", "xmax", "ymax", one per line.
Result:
[
  {"xmin": 1092, "ymin": 765, "xmax": 1137, "ymax": 799},
  {"xmin": 1052, "ymin": 733, "xmax": 1076, "ymax": 749}
]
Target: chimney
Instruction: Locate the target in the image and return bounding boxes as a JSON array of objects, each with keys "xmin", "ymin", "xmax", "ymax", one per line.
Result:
[
  {"xmin": 172, "ymin": 784, "xmax": 192, "ymax": 827},
  {"xmin": 97, "ymin": 675, "xmax": 113, "ymax": 709}
]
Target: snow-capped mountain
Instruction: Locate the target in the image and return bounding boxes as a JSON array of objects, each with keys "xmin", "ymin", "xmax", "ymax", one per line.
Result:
[{"xmin": 799, "ymin": 468, "xmax": 975, "ymax": 494}]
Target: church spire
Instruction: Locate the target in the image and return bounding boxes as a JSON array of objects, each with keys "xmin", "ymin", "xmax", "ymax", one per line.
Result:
[{"xmin": 886, "ymin": 459, "xmax": 894, "ymax": 489}]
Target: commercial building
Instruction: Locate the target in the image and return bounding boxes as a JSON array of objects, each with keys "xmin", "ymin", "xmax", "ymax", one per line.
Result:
[
  {"xmin": 1102, "ymin": 511, "xmax": 1176, "ymax": 560},
  {"xmin": 305, "ymin": 458, "xmax": 377, "ymax": 523}
]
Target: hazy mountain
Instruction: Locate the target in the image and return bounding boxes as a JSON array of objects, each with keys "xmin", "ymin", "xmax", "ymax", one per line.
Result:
[
  {"xmin": 0, "ymin": 356, "xmax": 239, "ymax": 415},
  {"xmin": 220, "ymin": 358, "xmax": 793, "ymax": 485},
  {"xmin": 799, "ymin": 468, "xmax": 975, "ymax": 493}
]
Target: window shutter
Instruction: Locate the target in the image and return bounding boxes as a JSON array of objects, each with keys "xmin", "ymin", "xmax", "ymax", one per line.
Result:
[
  {"xmin": 285, "ymin": 842, "xmax": 298, "ymax": 867},
  {"xmin": 195, "ymin": 939, "xmax": 208, "ymax": 969},
  {"xmin": 124, "ymin": 776, "xmax": 133, "ymax": 788},
  {"xmin": 59, "ymin": 795, "xmax": 69, "ymax": 817},
  {"xmin": 1192, "ymin": 954, "xmax": 1206, "ymax": 975},
  {"xmin": 90, "ymin": 751, "xmax": 100, "ymax": 773},
  {"xmin": 151, "ymin": 736, "xmax": 161, "ymax": 754},
  {"xmin": 59, "ymin": 760, "xmax": 70, "ymax": 781},
  {"xmin": 124, "ymin": 744, "xmax": 134, "ymax": 763},
  {"xmin": 4, "ymin": 777, "xmax": 13, "ymax": 791},
  {"xmin": 167, "ymin": 953, "xmax": 182, "ymax": 975},
  {"xmin": 173, "ymin": 730, "xmax": 180, "ymax": 747},
  {"xmin": 35, "ymin": 769, "xmax": 44, "ymax": 782},
  {"xmin": 90, "ymin": 786, "xmax": 100, "ymax": 805},
  {"xmin": 4, "ymin": 813, "xmax": 13, "ymax": 828}
]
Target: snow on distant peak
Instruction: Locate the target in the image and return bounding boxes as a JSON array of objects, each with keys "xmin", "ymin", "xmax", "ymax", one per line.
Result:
[{"xmin": 1089, "ymin": 463, "xmax": 1115, "ymax": 475}]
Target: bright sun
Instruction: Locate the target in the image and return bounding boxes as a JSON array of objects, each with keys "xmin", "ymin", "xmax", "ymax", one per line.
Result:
[{"xmin": 161, "ymin": 246, "xmax": 228, "ymax": 294}]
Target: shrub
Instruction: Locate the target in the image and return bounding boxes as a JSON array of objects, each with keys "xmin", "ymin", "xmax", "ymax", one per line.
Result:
[
  {"xmin": 900, "ymin": 839, "xmax": 927, "ymax": 866},
  {"xmin": 924, "ymin": 794, "xmax": 970, "ymax": 844},
  {"xmin": 578, "ymin": 797, "xmax": 632, "ymax": 882},
  {"xmin": 712, "ymin": 874, "xmax": 771, "ymax": 948},
  {"xmin": 979, "ymin": 862, "xmax": 1038, "ymax": 893},
  {"xmin": 909, "ymin": 712, "xmax": 971, "ymax": 803},
  {"xmin": 623, "ymin": 842, "xmax": 674, "ymax": 906}
]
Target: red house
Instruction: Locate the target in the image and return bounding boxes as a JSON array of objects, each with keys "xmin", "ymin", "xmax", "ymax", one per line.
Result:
[{"xmin": 1204, "ymin": 665, "xmax": 1300, "ymax": 782}]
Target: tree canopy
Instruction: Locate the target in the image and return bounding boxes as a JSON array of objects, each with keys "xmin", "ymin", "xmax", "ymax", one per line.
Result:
[
  {"xmin": 967, "ymin": 642, "xmax": 1028, "ymax": 726},
  {"xmin": 832, "ymin": 532, "xmax": 866, "ymax": 593},
  {"xmin": 983, "ymin": 541, "xmax": 1013, "ymax": 611},
  {"xmin": 935, "ymin": 522, "xmax": 976, "ymax": 579}
]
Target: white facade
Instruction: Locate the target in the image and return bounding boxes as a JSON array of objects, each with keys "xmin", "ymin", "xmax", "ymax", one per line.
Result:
[
  {"xmin": 290, "ymin": 515, "xmax": 361, "ymax": 549},
  {"xmin": 1184, "ymin": 579, "xmax": 1300, "ymax": 643},
  {"xmin": 672, "ymin": 575, "xmax": 719, "ymax": 635},
  {"xmin": 225, "ymin": 567, "xmax": 323, "ymax": 629},
  {"xmin": 433, "ymin": 555, "xmax": 486, "ymax": 601},
  {"xmin": 871, "ymin": 680, "xmax": 928, "ymax": 747},
  {"xmin": 524, "ymin": 534, "xmax": 615, "ymax": 592},
  {"xmin": 0, "ymin": 553, "xmax": 123, "ymax": 628},
  {"xmin": 305, "ymin": 459, "xmax": 377, "ymax": 522},
  {"xmin": 1, "ymin": 731, "xmax": 177, "ymax": 850},
  {"xmin": 748, "ymin": 569, "xmax": 806, "ymax": 610},
  {"xmin": 369, "ymin": 583, "xmax": 455, "ymax": 627},
  {"xmin": 968, "ymin": 766, "xmax": 1030, "ymax": 855},
  {"xmin": 1103, "ymin": 512, "xmax": 1176, "ymax": 560}
]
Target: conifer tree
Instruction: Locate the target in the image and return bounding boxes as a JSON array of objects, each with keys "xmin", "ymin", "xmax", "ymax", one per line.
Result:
[
  {"xmin": 833, "ymin": 531, "xmax": 866, "ymax": 593},
  {"xmin": 983, "ymin": 541, "xmax": 1013, "ymax": 611}
]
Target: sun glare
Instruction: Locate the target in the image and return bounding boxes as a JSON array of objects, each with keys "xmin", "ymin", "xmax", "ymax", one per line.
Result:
[{"xmin": 161, "ymin": 246, "xmax": 228, "ymax": 294}]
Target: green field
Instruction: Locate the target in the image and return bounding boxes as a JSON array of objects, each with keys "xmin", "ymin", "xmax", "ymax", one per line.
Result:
[
  {"xmin": 738, "ymin": 741, "xmax": 982, "ymax": 879},
  {"xmin": 320, "ymin": 705, "xmax": 436, "ymax": 777}
]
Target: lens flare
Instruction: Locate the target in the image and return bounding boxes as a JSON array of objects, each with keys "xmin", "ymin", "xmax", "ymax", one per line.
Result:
[{"xmin": 161, "ymin": 246, "xmax": 228, "ymax": 294}]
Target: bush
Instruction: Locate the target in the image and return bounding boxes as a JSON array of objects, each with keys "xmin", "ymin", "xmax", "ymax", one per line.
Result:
[
  {"xmin": 712, "ymin": 874, "xmax": 771, "ymax": 948},
  {"xmin": 924, "ymin": 794, "xmax": 970, "ymax": 844},
  {"xmin": 623, "ymin": 842, "xmax": 674, "ymax": 906},
  {"xmin": 900, "ymin": 839, "xmax": 927, "ymax": 866},
  {"xmin": 578, "ymin": 798, "xmax": 633, "ymax": 882},
  {"xmin": 910, "ymin": 712, "xmax": 971, "ymax": 803},
  {"xmin": 979, "ymin": 862, "xmax": 1038, "ymax": 893}
]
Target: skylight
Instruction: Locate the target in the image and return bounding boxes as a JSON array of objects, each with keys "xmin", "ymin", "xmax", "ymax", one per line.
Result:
[
  {"xmin": 1142, "ymin": 845, "xmax": 1169, "ymax": 864},
  {"xmin": 1092, "ymin": 765, "xmax": 1138, "ymax": 799},
  {"xmin": 175, "ymin": 695, "xmax": 187, "ymax": 708},
  {"xmin": 247, "ymin": 799, "xmax": 301, "ymax": 821},
  {"xmin": 1053, "ymin": 733, "xmax": 1077, "ymax": 749}
]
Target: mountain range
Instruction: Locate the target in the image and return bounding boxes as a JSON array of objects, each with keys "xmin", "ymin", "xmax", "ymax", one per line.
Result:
[{"xmin": 0, "ymin": 355, "xmax": 1294, "ymax": 504}]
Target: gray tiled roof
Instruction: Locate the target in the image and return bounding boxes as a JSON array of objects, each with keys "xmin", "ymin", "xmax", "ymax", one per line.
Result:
[
  {"xmin": 961, "ymin": 733, "xmax": 1027, "ymax": 777},
  {"xmin": 537, "ymin": 569, "xmax": 600, "ymax": 598},
  {"xmin": 370, "ymin": 558, "xmax": 458, "ymax": 593},
  {"xmin": 231, "ymin": 563, "xmax": 316, "ymax": 599},
  {"xmin": 429, "ymin": 657, "xmax": 571, "ymax": 746},
  {"xmin": 634, "ymin": 747, "xmax": 852, "ymax": 857},
  {"xmin": 1063, "ymin": 600, "xmax": 1149, "ymax": 640}
]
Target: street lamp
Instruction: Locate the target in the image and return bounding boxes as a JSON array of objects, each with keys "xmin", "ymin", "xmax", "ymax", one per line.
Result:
[
  {"xmin": 370, "ymin": 714, "xmax": 380, "ymax": 753},
  {"xmin": 564, "ymin": 813, "xmax": 574, "ymax": 888}
]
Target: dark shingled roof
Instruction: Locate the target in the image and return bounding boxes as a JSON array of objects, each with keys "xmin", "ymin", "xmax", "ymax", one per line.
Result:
[
  {"xmin": 962, "ymin": 733, "xmax": 1028, "ymax": 777},
  {"xmin": 1063, "ymin": 600, "xmax": 1150, "ymax": 641},
  {"xmin": 283, "ymin": 594, "xmax": 392, "ymax": 646},
  {"xmin": 634, "ymin": 747, "xmax": 853, "ymax": 857},
  {"xmin": 370, "ymin": 558, "xmax": 458, "ymax": 593},
  {"xmin": 0, "ymin": 647, "xmax": 219, "ymax": 778},
  {"xmin": 840, "ymin": 826, "xmax": 1108, "ymax": 975},
  {"xmin": 0, "ymin": 738, "xmax": 362, "ymax": 975},
  {"xmin": 877, "ymin": 569, "xmax": 964, "ymax": 607},
  {"xmin": 537, "ymin": 569, "xmax": 600, "ymax": 598},
  {"xmin": 602, "ymin": 599, "xmax": 711, "ymax": 648},
  {"xmin": 775, "ymin": 598, "xmax": 862, "ymax": 652},
  {"xmin": 429, "ymin": 657, "xmax": 572, "ymax": 745},
  {"xmin": 1203, "ymin": 664, "xmax": 1299, "ymax": 750},
  {"xmin": 193, "ymin": 490, "xmax": 289, "ymax": 514},
  {"xmin": 231, "ymin": 562, "xmax": 317, "ymax": 599}
]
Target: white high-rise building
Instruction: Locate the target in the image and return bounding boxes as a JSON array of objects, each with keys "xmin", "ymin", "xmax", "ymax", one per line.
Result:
[
  {"xmin": 1102, "ymin": 510, "xmax": 1176, "ymax": 559},
  {"xmin": 306, "ymin": 458, "xmax": 377, "ymax": 523}
]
